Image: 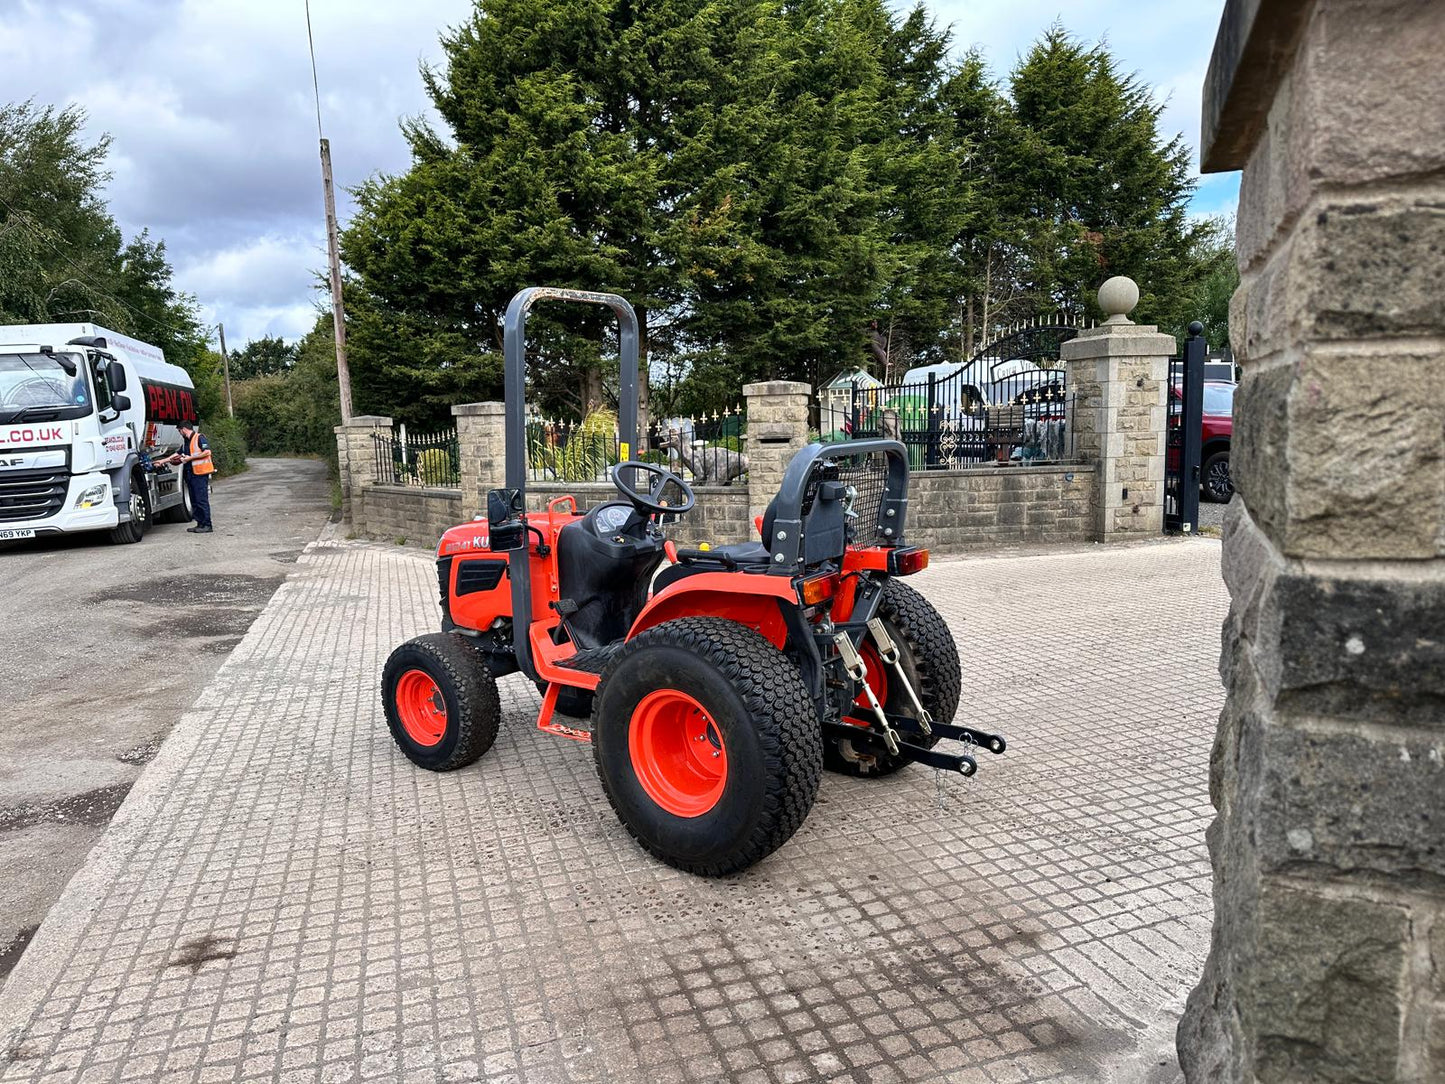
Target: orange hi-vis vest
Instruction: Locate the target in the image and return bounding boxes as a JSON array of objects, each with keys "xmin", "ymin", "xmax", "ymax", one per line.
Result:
[{"xmin": 186, "ymin": 431, "xmax": 215, "ymax": 475}]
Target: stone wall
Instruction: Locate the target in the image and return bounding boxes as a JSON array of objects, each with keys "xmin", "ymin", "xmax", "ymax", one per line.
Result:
[
  {"xmin": 527, "ymin": 480, "xmax": 751, "ymax": 547},
  {"xmin": 340, "ymin": 391, "xmax": 1116, "ymax": 555},
  {"xmin": 908, "ymin": 465, "xmax": 1095, "ymax": 552},
  {"xmin": 346, "ymin": 461, "xmax": 1095, "ymax": 555},
  {"xmin": 1179, "ymin": 3, "xmax": 1445, "ymax": 1081},
  {"xmin": 354, "ymin": 485, "xmax": 462, "ymax": 550}
]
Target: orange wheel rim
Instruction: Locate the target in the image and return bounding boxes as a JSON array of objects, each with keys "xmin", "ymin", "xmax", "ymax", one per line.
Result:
[
  {"xmin": 628, "ymin": 689, "xmax": 728, "ymax": 817},
  {"xmin": 852, "ymin": 644, "xmax": 889, "ymax": 710},
  {"xmin": 396, "ymin": 668, "xmax": 447, "ymax": 747}
]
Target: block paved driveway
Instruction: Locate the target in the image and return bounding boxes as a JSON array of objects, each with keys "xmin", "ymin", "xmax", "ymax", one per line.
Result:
[{"xmin": 0, "ymin": 533, "xmax": 1227, "ymax": 1083}]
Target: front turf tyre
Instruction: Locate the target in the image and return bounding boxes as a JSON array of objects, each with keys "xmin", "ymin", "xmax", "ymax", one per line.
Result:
[
  {"xmin": 826, "ymin": 579, "xmax": 962, "ymax": 778},
  {"xmin": 107, "ymin": 474, "xmax": 150, "ymax": 545},
  {"xmin": 382, "ymin": 633, "xmax": 501, "ymax": 771},
  {"xmin": 592, "ymin": 618, "xmax": 822, "ymax": 876}
]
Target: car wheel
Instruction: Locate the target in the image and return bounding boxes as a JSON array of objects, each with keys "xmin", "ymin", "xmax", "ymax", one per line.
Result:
[{"xmin": 1202, "ymin": 451, "xmax": 1232, "ymax": 503}]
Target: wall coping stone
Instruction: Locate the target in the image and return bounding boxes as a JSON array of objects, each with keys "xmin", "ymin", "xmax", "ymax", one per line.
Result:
[
  {"xmin": 1200, "ymin": 0, "xmax": 1316, "ymax": 171},
  {"xmin": 743, "ymin": 380, "xmax": 811, "ymax": 396},
  {"xmin": 368, "ymin": 484, "xmax": 462, "ymax": 500},
  {"xmin": 528, "ymin": 480, "xmax": 745, "ymax": 494},
  {"xmin": 913, "ymin": 463, "xmax": 1093, "ymax": 479},
  {"xmin": 1060, "ymin": 325, "xmax": 1178, "ymax": 359},
  {"xmin": 335, "ymin": 415, "xmax": 392, "ymax": 431},
  {"xmin": 451, "ymin": 401, "xmax": 506, "ymax": 416}
]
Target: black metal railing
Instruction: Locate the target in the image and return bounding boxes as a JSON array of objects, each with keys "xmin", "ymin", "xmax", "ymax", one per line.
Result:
[
  {"xmin": 526, "ymin": 408, "xmax": 748, "ymax": 485},
  {"xmin": 1165, "ymin": 326, "xmax": 1206, "ymax": 533},
  {"xmin": 821, "ymin": 367, "xmax": 1072, "ymax": 469},
  {"xmin": 372, "ymin": 428, "xmax": 461, "ymax": 488}
]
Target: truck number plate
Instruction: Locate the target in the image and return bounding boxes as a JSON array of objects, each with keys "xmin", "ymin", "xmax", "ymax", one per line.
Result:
[{"xmin": 0, "ymin": 528, "xmax": 36, "ymax": 541}]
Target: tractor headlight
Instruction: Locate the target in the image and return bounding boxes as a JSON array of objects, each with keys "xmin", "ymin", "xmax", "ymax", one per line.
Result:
[{"xmin": 75, "ymin": 483, "xmax": 109, "ymax": 509}]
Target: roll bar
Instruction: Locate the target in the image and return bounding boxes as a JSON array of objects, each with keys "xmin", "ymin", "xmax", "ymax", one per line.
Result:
[{"xmin": 500, "ymin": 287, "xmax": 640, "ymax": 679}]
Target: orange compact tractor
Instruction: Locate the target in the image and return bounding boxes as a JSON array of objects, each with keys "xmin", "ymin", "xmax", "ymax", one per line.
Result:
[{"xmin": 382, "ymin": 288, "xmax": 1005, "ymax": 875}]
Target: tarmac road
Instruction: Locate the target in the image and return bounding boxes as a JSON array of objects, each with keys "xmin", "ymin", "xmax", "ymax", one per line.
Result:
[{"xmin": 0, "ymin": 458, "xmax": 331, "ymax": 979}]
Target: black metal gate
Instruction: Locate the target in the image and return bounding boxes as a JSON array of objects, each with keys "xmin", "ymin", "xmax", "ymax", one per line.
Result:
[{"xmin": 1165, "ymin": 323, "xmax": 1205, "ymax": 533}]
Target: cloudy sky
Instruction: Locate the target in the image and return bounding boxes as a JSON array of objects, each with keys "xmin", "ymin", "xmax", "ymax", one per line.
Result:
[{"xmin": 0, "ymin": 0, "xmax": 1237, "ymax": 347}]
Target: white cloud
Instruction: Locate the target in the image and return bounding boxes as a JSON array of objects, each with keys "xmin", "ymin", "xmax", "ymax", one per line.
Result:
[{"xmin": 1, "ymin": 0, "xmax": 1238, "ymax": 345}]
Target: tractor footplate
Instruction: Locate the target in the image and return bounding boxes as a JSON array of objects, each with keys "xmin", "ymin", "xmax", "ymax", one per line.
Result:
[
  {"xmin": 823, "ymin": 721, "xmax": 978, "ymax": 776},
  {"xmin": 556, "ymin": 643, "xmax": 622, "ymax": 674}
]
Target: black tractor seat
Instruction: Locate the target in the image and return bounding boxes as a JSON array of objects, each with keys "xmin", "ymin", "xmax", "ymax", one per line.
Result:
[{"xmin": 653, "ymin": 541, "xmax": 772, "ymax": 593}]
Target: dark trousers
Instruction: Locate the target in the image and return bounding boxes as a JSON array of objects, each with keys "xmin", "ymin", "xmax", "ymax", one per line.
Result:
[{"xmin": 187, "ymin": 472, "xmax": 212, "ymax": 527}]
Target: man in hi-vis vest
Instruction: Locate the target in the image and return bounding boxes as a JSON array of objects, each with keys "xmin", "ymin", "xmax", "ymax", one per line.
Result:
[{"xmin": 169, "ymin": 420, "xmax": 215, "ymax": 533}]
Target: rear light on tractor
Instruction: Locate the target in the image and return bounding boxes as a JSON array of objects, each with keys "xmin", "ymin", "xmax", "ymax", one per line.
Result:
[
  {"xmin": 887, "ymin": 547, "xmax": 929, "ymax": 576},
  {"xmin": 797, "ymin": 571, "xmax": 839, "ymax": 607}
]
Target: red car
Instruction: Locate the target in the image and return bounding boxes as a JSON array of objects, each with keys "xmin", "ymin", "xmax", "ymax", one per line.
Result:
[
  {"xmin": 1200, "ymin": 382, "xmax": 1235, "ymax": 502},
  {"xmin": 1170, "ymin": 380, "xmax": 1235, "ymax": 503}
]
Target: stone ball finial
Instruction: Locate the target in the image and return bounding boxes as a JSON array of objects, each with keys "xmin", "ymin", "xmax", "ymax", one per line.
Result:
[{"xmin": 1097, "ymin": 276, "xmax": 1139, "ymax": 325}]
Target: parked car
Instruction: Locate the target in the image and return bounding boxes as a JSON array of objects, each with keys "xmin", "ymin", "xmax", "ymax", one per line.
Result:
[
  {"xmin": 1200, "ymin": 382, "xmax": 1235, "ymax": 502},
  {"xmin": 1170, "ymin": 379, "xmax": 1236, "ymax": 503}
]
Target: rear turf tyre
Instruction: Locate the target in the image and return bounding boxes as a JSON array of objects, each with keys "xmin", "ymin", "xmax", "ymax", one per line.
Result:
[
  {"xmin": 383, "ymin": 632, "xmax": 501, "ymax": 771},
  {"xmin": 107, "ymin": 475, "xmax": 150, "ymax": 545},
  {"xmin": 592, "ymin": 617, "xmax": 822, "ymax": 876},
  {"xmin": 826, "ymin": 579, "xmax": 962, "ymax": 778}
]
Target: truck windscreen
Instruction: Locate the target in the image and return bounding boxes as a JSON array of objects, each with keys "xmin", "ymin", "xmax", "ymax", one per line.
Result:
[{"xmin": 0, "ymin": 353, "xmax": 93, "ymax": 423}]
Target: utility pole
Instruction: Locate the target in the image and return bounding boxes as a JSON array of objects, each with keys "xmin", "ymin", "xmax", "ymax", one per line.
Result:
[
  {"xmin": 319, "ymin": 137, "xmax": 354, "ymax": 423},
  {"xmin": 306, "ymin": 0, "xmax": 354, "ymax": 424},
  {"xmin": 217, "ymin": 322, "xmax": 234, "ymax": 417}
]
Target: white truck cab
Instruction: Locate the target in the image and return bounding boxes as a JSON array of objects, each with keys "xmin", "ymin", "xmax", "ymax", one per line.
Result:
[{"xmin": 0, "ymin": 324, "xmax": 197, "ymax": 544}]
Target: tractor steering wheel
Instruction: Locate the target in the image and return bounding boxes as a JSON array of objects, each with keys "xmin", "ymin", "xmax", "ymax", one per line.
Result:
[{"xmin": 613, "ymin": 460, "xmax": 696, "ymax": 517}]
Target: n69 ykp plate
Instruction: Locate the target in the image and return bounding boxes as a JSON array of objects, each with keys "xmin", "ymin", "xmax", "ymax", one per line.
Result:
[{"xmin": 0, "ymin": 528, "xmax": 36, "ymax": 541}]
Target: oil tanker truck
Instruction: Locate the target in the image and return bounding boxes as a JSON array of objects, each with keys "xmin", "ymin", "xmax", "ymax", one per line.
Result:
[{"xmin": 0, "ymin": 323, "xmax": 200, "ymax": 544}]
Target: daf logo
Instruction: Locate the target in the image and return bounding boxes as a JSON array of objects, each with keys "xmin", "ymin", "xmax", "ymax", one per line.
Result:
[{"xmin": 0, "ymin": 457, "xmax": 22, "ymax": 468}]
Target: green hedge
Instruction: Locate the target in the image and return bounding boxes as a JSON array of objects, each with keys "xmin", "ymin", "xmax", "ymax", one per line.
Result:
[{"xmin": 204, "ymin": 415, "xmax": 248, "ymax": 476}]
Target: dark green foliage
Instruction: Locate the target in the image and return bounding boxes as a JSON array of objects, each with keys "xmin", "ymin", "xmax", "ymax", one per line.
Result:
[
  {"xmin": 1166, "ymin": 217, "xmax": 1237, "ymax": 354},
  {"xmin": 337, "ymin": 8, "xmax": 1234, "ymax": 420},
  {"xmin": 0, "ymin": 100, "xmax": 247, "ymax": 471},
  {"xmin": 233, "ymin": 315, "xmax": 342, "ymax": 461},
  {"xmin": 230, "ymin": 334, "xmax": 298, "ymax": 380}
]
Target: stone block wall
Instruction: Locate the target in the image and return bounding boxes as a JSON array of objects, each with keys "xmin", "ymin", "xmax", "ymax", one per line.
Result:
[
  {"xmin": 744, "ymin": 381, "xmax": 810, "ymax": 522},
  {"xmin": 529, "ymin": 481, "xmax": 751, "ymax": 547},
  {"xmin": 1180, "ymin": 2, "xmax": 1445, "ymax": 1081},
  {"xmin": 353, "ymin": 485, "xmax": 462, "ymax": 550},
  {"xmin": 908, "ymin": 465, "xmax": 1095, "ymax": 552},
  {"xmin": 1061, "ymin": 317, "xmax": 1174, "ymax": 539},
  {"xmin": 340, "ymin": 393, "xmax": 1114, "ymax": 556}
]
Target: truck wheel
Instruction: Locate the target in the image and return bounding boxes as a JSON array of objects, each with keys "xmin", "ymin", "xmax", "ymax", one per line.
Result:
[
  {"xmin": 1202, "ymin": 451, "xmax": 1233, "ymax": 503},
  {"xmin": 592, "ymin": 618, "xmax": 822, "ymax": 876},
  {"xmin": 107, "ymin": 476, "xmax": 150, "ymax": 545},
  {"xmin": 383, "ymin": 633, "xmax": 501, "ymax": 771},
  {"xmin": 156, "ymin": 475, "xmax": 193, "ymax": 524},
  {"xmin": 826, "ymin": 579, "xmax": 962, "ymax": 778}
]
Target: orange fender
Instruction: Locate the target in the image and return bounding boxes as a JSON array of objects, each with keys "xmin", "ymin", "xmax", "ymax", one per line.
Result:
[{"xmin": 631, "ymin": 572, "xmax": 795, "ymax": 648}]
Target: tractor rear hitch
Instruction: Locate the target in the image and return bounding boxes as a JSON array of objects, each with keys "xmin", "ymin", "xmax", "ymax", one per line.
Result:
[
  {"xmin": 822, "ymin": 721, "xmax": 977, "ymax": 776},
  {"xmin": 849, "ymin": 711, "xmax": 1008, "ymax": 755}
]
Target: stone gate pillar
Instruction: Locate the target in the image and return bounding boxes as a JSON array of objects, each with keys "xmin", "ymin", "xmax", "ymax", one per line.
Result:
[
  {"xmin": 333, "ymin": 414, "xmax": 392, "ymax": 530},
  {"xmin": 744, "ymin": 380, "xmax": 811, "ymax": 522},
  {"xmin": 452, "ymin": 401, "xmax": 507, "ymax": 519},
  {"xmin": 1059, "ymin": 277, "xmax": 1175, "ymax": 540},
  {"xmin": 1179, "ymin": 2, "xmax": 1445, "ymax": 1081}
]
